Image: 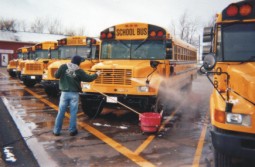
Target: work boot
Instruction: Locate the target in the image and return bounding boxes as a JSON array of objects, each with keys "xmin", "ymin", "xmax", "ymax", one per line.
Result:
[
  {"xmin": 70, "ymin": 130, "xmax": 78, "ymax": 136},
  {"xmin": 53, "ymin": 132, "xmax": 60, "ymax": 136}
]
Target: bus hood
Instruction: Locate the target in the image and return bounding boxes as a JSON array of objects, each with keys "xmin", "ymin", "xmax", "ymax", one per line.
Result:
[
  {"xmin": 228, "ymin": 62, "xmax": 255, "ymax": 103},
  {"xmin": 48, "ymin": 59, "xmax": 95, "ymax": 71},
  {"xmin": 92, "ymin": 60, "xmax": 155, "ymax": 77},
  {"xmin": 48, "ymin": 60, "xmax": 71, "ymax": 69}
]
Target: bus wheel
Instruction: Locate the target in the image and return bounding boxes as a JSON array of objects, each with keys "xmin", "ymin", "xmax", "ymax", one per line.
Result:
[
  {"xmin": 155, "ymin": 95, "xmax": 164, "ymax": 113},
  {"xmin": 154, "ymin": 84, "xmax": 169, "ymax": 115},
  {"xmin": 185, "ymin": 82, "xmax": 192, "ymax": 92},
  {"xmin": 9, "ymin": 71, "xmax": 16, "ymax": 78},
  {"xmin": 44, "ymin": 86, "xmax": 60, "ymax": 97},
  {"xmin": 80, "ymin": 96, "xmax": 105, "ymax": 118},
  {"xmin": 214, "ymin": 150, "xmax": 232, "ymax": 167},
  {"xmin": 23, "ymin": 80, "xmax": 36, "ymax": 87}
]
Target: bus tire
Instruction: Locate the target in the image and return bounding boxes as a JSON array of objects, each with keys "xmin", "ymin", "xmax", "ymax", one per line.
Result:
[
  {"xmin": 214, "ymin": 150, "xmax": 232, "ymax": 167},
  {"xmin": 9, "ymin": 71, "xmax": 16, "ymax": 78},
  {"xmin": 80, "ymin": 96, "xmax": 104, "ymax": 118},
  {"xmin": 44, "ymin": 85, "xmax": 60, "ymax": 97},
  {"xmin": 154, "ymin": 84, "xmax": 168, "ymax": 115},
  {"xmin": 23, "ymin": 80, "xmax": 36, "ymax": 87}
]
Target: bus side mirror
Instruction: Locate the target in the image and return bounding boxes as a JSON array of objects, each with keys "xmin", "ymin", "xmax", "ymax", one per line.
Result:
[
  {"xmin": 87, "ymin": 49, "xmax": 92, "ymax": 59},
  {"xmin": 48, "ymin": 48, "xmax": 52, "ymax": 59},
  {"xmin": 203, "ymin": 27, "xmax": 213, "ymax": 43},
  {"xmin": 86, "ymin": 38, "xmax": 93, "ymax": 59},
  {"xmin": 150, "ymin": 60, "xmax": 160, "ymax": 69},
  {"xmin": 43, "ymin": 60, "xmax": 49, "ymax": 64},
  {"xmin": 166, "ymin": 48, "xmax": 172, "ymax": 59},
  {"xmin": 165, "ymin": 40, "xmax": 172, "ymax": 59},
  {"xmin": 203, "ymin": 53, "xmax": 216, "ymax": 71},
  {"xmin": 203, "ymin": 45, "xmax": 212, "ymax": 55}
]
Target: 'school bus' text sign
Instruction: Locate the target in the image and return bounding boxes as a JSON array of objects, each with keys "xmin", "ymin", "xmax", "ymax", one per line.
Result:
[{"xmin": 115, "ymin": 23, "xmax": 148, "ymax": 40}]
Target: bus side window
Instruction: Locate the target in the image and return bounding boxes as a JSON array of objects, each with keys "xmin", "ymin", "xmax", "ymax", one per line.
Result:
[{"xmin": 166, "ymin": 40, "xmax": 172, "ymax": 59}]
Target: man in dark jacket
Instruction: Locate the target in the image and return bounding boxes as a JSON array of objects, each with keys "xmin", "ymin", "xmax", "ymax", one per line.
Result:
[{"xmin": 53, "ymin": 55, "xmax": 100, "ymax": 136}]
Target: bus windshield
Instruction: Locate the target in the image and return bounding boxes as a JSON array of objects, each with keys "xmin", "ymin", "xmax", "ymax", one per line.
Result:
[
  {"xmin": 35, "ymin": 50, "xmax": 58, "ymax": 59},
  {"xmin": 58, "ymin": 46, "xmax": 96, "ymax": 59},
  {"xmin": 18, "ymin": 53, "xmax": 23, "ymax": 59},
  {"xmin": 222, "ymin": 23, "xmax": 255, "ymax": 61},
  {"xmin": 101, "ymin": 40, "xmax": 165, "ymax": 60},
  {"xmin": 23, "ymin": 53, "xmax": 29, "ymax": 59}
]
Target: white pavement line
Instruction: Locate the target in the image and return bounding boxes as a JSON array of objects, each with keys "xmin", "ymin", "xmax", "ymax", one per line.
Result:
[{"xmin": 1, "ymin": 96, "xmax": 59, "ymax": 167}]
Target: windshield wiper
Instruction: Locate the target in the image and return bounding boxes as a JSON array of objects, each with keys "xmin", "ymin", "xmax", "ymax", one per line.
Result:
[
  {"xmin": 133, "ymin": 38, "xmax": 148, "ymax": 52},
  {"xmin": 240, "ymin": 55, "xmax": 255, "ymax": 64},
  {"xmin": 62, "ymin": 56, "xmax": 72, "ymax": 60},
  {"xmin": 116, "ymin": 40, "xmax": 130, "ymax": 49}
]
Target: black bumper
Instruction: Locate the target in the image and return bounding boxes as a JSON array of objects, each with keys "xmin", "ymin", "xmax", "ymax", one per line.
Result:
[
  {"xmin": 79, "ymin": 92, "xmax": 156, "ymax": 110},
  {"xmin": 211, "ymin": 128, "xmax": 255, "ymax": 159},
  {"xmin": 41, "ymin": 80, "xmax": 59, "ymax": 87},
  {"xmin": 21, "ymin": 75, "xmax": 42, "ymax": 82},
  {"xmin": 7, "ymin": 69, "xmax": 15, "ymax": 72}
]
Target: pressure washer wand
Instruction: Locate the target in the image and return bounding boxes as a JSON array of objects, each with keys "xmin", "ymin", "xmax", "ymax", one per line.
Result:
[{"xmin": 92, "ymin": 87, "xmax": 141, "ymax": 116}]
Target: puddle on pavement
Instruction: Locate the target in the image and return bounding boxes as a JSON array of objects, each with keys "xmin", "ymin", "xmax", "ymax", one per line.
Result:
[{"xmin": 2, "ymin": 147, "xmax": 17, "ymax": 163}]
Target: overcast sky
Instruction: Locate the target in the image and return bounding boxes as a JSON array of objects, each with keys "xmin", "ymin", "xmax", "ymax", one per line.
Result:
[{"xmin": 0, "ymin": 0, "xmax": 238, "ymax": 37}]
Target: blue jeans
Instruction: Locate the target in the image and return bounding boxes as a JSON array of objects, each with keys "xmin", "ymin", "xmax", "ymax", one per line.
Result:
[{"xmin": 53, "ymin": 92, "xmax": 79, "ymax": 134}]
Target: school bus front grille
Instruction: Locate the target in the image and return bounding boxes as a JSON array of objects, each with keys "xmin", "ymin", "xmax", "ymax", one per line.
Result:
[
  {"xmin": 19, "ymin": 62, "xmax": 25, "ymax": 70},
  {"xmin": 95, "ymin": 69, "xmax": 132, "ymax": 85},
  {"xmin": 50, "ymin": 68, "xmax": 59, "ymax": 78},
  {"xmin": 26, "ymin": 64, "xmax": 42, "ymax": 71},
  {"xmin": 9, "ymin": 61, "xmax": 18, "ymax": 67}
]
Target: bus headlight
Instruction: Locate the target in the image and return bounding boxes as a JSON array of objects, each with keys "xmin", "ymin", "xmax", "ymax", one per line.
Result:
[
  {"xmin": 81, "ymin": 82, "xmax": 91, "ymax": 89},
  {"xmin": 42, "ymin": 74, "xmax": 48, "ymax": 79},
  {"xmin": 226, "ymin": 113, "xmax": 251, "ymax": 127},
  {"xmin": 137, "ymin": 86, "xmax": 149, "ymax": 92}
]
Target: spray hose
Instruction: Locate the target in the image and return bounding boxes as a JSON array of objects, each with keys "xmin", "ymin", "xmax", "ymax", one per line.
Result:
[{"xmin": 92, "ymin": 87, "xmax": 141, "ymax": 116}]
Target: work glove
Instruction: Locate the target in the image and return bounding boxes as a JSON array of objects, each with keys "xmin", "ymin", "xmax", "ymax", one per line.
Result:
[{"xmin": 96, "ymin": 71, "xmax": 102, "ymax": 76}]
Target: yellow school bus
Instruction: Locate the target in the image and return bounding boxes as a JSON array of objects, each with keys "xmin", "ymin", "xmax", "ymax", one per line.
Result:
[
  {"xmin": 41, "ymin": 36, "xmax": 100, "ymax": 96},
  {"xmin": 7, "ymin": 46, "xmax": 34, "ymax": 78},
  {"xmin": 80, "ymin": 22, "xmax": 197, "ymax": 117},
  {"xmin": 14, "ymin": 46, "xmax": 33, "ymax": 79},
  {"xmin": 20, "ymin": 41, "xmax": 58, "ymax": 87},
  {"xmin": 201, "ymin": 1, "xmax": 255, "ymax": 165}
]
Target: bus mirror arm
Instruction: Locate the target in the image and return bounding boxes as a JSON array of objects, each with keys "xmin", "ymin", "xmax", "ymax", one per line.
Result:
[
  {"xmin": 202, "ymin": 68, "xmax": 232, "ymax": 112},
  {"xmin": 146, "ymin": 60, "xmax": 161, "ymax": 86},
  {"xmin": 150, "ymin": 60, "xmax": 161, "ymax": 69}
]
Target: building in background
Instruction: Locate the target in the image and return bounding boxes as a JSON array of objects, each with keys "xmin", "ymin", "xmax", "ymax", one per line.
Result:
[{"xmin": 0, "ymin": 30, "xmax": 66, "ymax": 67}]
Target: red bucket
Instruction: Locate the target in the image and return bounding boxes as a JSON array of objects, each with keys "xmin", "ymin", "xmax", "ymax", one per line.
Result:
[{"xmin": 139, "ymin": 112, "xmax": 162, "ymax": 133}]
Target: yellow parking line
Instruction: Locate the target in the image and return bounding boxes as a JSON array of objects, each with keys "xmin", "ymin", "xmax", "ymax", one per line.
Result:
[
  {"xmin": 78, "ymin": 121, "xmax": 155, "ymax": 167},
  {"xmin": 134, "ymin": 111, "xmax": 177, "ymax": 155},
  {"xmin": 23, "ymin": 86, "xmax": 155, "ymax": 167},
  {"xmin": 0, "ymin": 71, "xmax": 8, "ymax": 77},
  {"xmin": 24, "ymin": 87, "xmax": 59, "ymax": 110},
  {"xmin": 77, "ymin": 112, "xmax": 84, "ymax": 116},
  {"xmin": 134, "ymin": 135, "xmax": 155, "ymax": 155},
  {"xmin": 192, "ymin": 114, "xmax": 208, "ymax": 167}
]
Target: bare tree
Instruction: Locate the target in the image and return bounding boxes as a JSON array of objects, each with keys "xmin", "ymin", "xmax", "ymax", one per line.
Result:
[
  {"xmin": 15, "ymin": 20, "xmax": 28, "ymax": 32},
  {"xmin": 64, "ymin": 27, "xmax": 76, "ymax": 36},
  {"xmin": 30, "ymin": 17, "xmax": 45, "ymax": 33},
  {"xmin": 76, "ymin": 26, "xmax": 87, "ymax": 36},
  {"xmin": 206, "ymin": 14, "xmax": 216, "ymax": 27},
  {"xmin": 47, "ymin": 18, "xmax": 63, "ymax": 34},
  {"xmin": 179, "ymin": 12, "xmax": 189, "ymax": 40},
  {"xmin": 170, "ymin": 12, "xmax": 200, "ymax": 46},
  {"xmin": 20, "ymin": 20, "xmax": 28, "ymax": 32},
  {"xmin": 0, "ymin": 18, "xmax": 17, "ymax": 32},
  {"xmin": 169, "ymin": 20, "xmax": 177, "ymax": 36},
  {"xmin": 0, "ymin": 16, "xmax": 87, "ymax": 36}
]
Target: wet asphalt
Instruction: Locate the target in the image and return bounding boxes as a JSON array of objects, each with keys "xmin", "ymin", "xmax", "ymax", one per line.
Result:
[
  {"xmin": 1, "ymin": 66, "xmax": 255, "ymax": 167},
  {"xmin": 0, "ymin": 66, "xmax": 214, "ymax": 167},
  {"xmin": 0, "ymin": 97, "xmax": 39, "ymax": 167}
]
